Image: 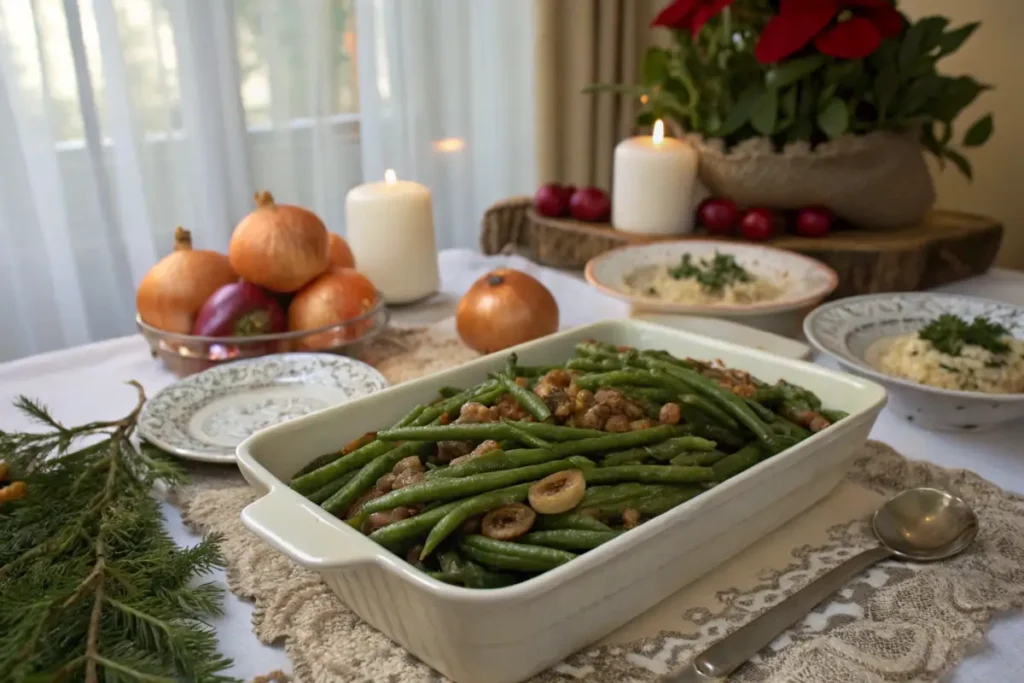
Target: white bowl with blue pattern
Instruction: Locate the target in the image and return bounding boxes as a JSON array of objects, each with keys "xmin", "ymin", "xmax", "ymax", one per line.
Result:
[
  {"xmin": 804, "ymin": 293, "xmax": 1024, "ymax": 432},
  {"xmin": 139, "ymin": 353, "xmax": 389, "ymax": 463}
]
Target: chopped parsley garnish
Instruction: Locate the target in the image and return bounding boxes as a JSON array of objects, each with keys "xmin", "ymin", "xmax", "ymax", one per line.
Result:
[
  {"xmin": 669, "ymin": 252, "xmax": 752, "ymax": 294},
  {"xmin": 918, "ymin": 314, "xmax": 1011, "ymax": 356}
]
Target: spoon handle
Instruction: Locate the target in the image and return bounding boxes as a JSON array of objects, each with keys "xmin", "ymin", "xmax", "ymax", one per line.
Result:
[{"xmin": 659, "ymin": 545, "xmax": 892, "ymax": 682}]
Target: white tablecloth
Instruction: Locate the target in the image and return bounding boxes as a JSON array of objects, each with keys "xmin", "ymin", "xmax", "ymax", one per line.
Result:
[{"xmin": 2, "ymin": 249, "xmax": 1022, "ymax": 682}]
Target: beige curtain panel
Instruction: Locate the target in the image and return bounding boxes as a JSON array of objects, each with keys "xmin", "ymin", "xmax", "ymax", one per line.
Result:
[{"xmin": 534, "ymin": 0, "xmax": 662, "ymax": 191}]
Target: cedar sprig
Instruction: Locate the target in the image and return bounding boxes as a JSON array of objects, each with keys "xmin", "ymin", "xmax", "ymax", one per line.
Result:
[{"xmin": 0, "ymin": 382, "xmax": 238, "ymax": 683}]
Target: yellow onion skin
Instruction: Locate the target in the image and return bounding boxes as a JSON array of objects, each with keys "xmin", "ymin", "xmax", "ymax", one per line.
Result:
[
  {"xmin": 456, "ymin": 269, "xmax": 559, "ymax": 354},
  {"xmin": 136, "ymin": 227, "xmax": 237, "ymax": 334},
  {"xmin": 229, "ymin": 191, "xmax": 330, "ymax": 293},
  {"xmin": 288, "ymin": 267, "xmax": 380, "ymax": 350}
]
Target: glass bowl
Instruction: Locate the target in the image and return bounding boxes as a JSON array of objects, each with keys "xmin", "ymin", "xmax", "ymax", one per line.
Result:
[{"xmin": 137, "ymin": 298, "xmax": 390, "ymax": 377}]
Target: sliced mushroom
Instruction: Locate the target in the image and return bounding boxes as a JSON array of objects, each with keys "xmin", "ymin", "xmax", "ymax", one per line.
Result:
[
  {"xmin": 481, "ymin": 503, "xmax": 536, "ymax": 541},
  {"xmin": 622, "ymin": 508, "xmax": 641, "ymax": 529},
  {"xmin": 528, "ymin": 469, "xmax": 586, "ymax": 514}
]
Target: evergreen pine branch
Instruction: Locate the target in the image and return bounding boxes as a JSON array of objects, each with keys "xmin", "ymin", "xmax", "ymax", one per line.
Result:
[{"xmin": 0, "ymin": 382, "xmax": 239, "ymax": 683}]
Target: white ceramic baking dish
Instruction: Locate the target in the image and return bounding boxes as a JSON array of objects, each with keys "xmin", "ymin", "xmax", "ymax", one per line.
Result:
[{"xmin": 237, "ymin": 320, "xmax": 886, "ymax": 683}]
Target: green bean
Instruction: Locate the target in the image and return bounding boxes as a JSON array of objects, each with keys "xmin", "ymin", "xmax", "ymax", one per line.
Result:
[
  {"xmin": 777, "ymin": 380, "xmax": 823, "ymax": 410},
  {"xmin": 322, "ymin": 441, "xmax": 426, "ymax": 515},
  {"xmin": 421, "ymin": 484, "xmax": 532, "ymax": 558},
  {"xmin": 357, "ymin": 459, "xmax": 578, "ymax": 518},
  {"xmin": 649, "ymin": 369, "xmax": 740, "ymax": 430},
  {"xmin": 291, "ymin": 440, "xmax": 393, "ymax": 494},
  {"xmin": 589, "ymin": 486, "xmax": 702, "ymax": 518},
  {"xmin": 307, "ymin": 469, "xmax": 359, "ymax": 504},
  {"xmin": 292, "ymin": 450, "xmax": 344, "ymax": 478},
  {"xmin": 378, "ymin": 423, "xmax": 513, "ymax": 442},
  {"xmin": 680, "ymin": 394, "xmax": 741, "ymax": 430},
  {"xmin": 770, "ymin": 418, "xmax": 811, "ymax": 440},
  {"xmin": 565, "ymin": 358, "xmax": 620, "ymax": 372},
  {"xmin": 574, "ymin": 340, "xmax": 623, "ymax": 361},
  {"xmin": 744, "ymin": 398, "xmax": 779, "ymax": 424},
  {"xmin": 505, "ymin": 422, "xmax": 606, "ymax": 442},
  {"xmin": 581, "ymin": 483, "xmax": 645, "ymax": 505},
  {"xmin": 459, "ymin": 546, "xmax": 553, "ymax": 573},
  {"xmin": 427, "ymin": 570, "xmax": 464, "ymax": 584},
  {"xmin": 583, "ymin": 464, "xmax": 714, "ymax": 485},
  {"xmin": 397, "ymin": 403, "xmax": 430, "ymax": 427},
  {"xmin": 498, "ymin": 374, "xmax": 551, "ymax": 421},
  {"xmin": 415, "ymin": 381, "xmax": 499, "ymax": 426},
  {"xmin": 621, "ymin": 386, "xmax": 679, "ymax": 403},
  {"xmin": 505, "ymin": 353, "xmax": 521, "ymax": 380},
  {"xmin": 575, "ymin": 370, "xmax": 662, "ymax": 390},
  {"xmin": 437, "ymin": 386, "xmax": 463, "ymax": 399},
  {"xmin": 502, "ymin": 419, "xmax": 552, "ymax": 449},
  {"xmin": 640, "ymin": 348, "xmax": 695, "ymax": 371},
  {"xmin": 669, "ymin": 450, "xmax": 728, "ymax": 467},
  {"xmin": 600, "ymin": 436, "xmax": 717, "ymax": 467},
  {"xmin": 519, "ymin": 530, "xmax": 622, "ymax": 551},
  {"xmin": 551, "ymin": 425, "xmax": 682, "ymax": 456},
  {"xmin": 822, "ymin": 409, "xmax": 848, "ymax": 423},
  {"xmin": 460, "ymin": 535, "xmax": 577, "ymax": 567},
  {"xmin": 437, "ymin": 550, "xmax": 519, "ymax": 588},
  {"xmin": 367, "ymin": 500, "xmax": 463, "ymax": 549},
  {"xmin": 686, "ymin": 422, "xmax": 746, "ymax": 450},
  {"xmin": 533, "ymin": 511, "xmax": 612, "ymax": 532},
  {"xmin": 653, "ymin": 362, "xmax": 779, "ymax": 450},
  {"xmin": 566, "ymin": 456, "xmax": 597, "ymax": 469},
  {"xmin": 753, "ymin": 387, "xmax": 785, "ymax": 404},
  {"xmin": 711, "ymin": 443, "xmax": 763, "ymax": 481},
  {"xmin": 429, "ymin": 448, "xmax": 555, "ymax": 478}
]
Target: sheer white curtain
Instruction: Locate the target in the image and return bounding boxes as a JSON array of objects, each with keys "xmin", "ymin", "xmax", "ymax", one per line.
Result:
[{"xmin": 0, "ymin": 0, "xmax": 533, "ymax": 363}]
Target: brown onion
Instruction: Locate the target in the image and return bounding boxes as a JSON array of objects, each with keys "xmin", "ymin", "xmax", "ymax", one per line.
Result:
[
  {"xmin": 328, "ymin": 233, "xmax": 356, "ymax": 269},
  {"xmin": 136, "ymin": 227, "xmax": 237, "ymax": 333},
  {"xmin": 229, "ymin": 191, "xmax": 330, "ymax": 293},
  {"xmin": 456, "ymin": 269, "xmax": 559, "ymax": 354},
  {"xmin": 288, "ymin": 267, "xmax": 380, "ymax": 350}
]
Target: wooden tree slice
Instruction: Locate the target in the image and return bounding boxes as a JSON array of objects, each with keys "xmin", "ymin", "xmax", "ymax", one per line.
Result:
[{"xmin": 480, "ymin": 196, "xmax": 1003, "ymax": 298}]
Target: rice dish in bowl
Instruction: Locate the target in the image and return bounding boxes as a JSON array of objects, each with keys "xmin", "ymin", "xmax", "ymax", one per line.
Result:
[
  {"xmin": 805, "ymin": 293, "xmax": 1024, "ymax": 432},
  {"xmin": 623, "ymin": 252, "xmax": 785, "ymax": 305},
  {"xmin": 869, "ymin": 320, "xmax": 1024, "ymax": 394}
]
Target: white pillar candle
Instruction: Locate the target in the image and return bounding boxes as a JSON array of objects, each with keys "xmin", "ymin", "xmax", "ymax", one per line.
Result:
[
  {"xmin": 345, "ymin": 169, "xmax": 440, "ymax": 304},
  {"xmin": 612, "ymin": 120, "xmax": 700, "ymax": 235}
]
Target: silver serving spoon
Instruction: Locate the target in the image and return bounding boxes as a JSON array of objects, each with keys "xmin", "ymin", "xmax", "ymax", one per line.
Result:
[{"xmin": 658, "ymin": 487, "xmax": 979, "ymax": 683}]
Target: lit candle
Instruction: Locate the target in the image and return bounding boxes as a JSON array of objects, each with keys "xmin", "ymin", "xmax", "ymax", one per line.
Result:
[
  {"xmin": 611, "ymin": 120, "xmax": 700, "ymax": 235},
  {"xmin": 345, "ymin": 169, "xmax": 440, "ymax": 304}
]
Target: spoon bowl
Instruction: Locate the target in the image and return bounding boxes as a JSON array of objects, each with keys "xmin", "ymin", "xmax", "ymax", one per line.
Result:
[{"xmin": 872, "ymin": 487, "xmax": 979, "ymax": 561}]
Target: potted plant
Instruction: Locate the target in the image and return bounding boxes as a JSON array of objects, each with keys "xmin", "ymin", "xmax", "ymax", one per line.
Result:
[{"xmin": 589, "ymin": 0, "xmax": 993, "ymax": 230}]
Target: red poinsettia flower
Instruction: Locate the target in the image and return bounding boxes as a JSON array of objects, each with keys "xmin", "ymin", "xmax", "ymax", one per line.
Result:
[
  {"xmin": 653, "ymin": 0, "xmax": 738, "ymax": 37},
  {"xmin": 755, "ymin": 0, "xmax": 903, "ymax": 64}
]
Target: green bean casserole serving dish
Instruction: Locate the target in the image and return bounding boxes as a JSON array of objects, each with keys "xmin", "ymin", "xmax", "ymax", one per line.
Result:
[{"xmin": 285, "ymin": 338, "xmax": 854, "ymax": 589}]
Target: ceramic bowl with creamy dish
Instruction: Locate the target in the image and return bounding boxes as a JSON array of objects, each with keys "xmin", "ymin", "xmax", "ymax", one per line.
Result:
[
  {"xmin": 805, "ymin": 292, "xmax": 1024, "ymax": 432},
  {"xmin": 584, "ymin": 241, "xmax": 838, "ymax": 337}
]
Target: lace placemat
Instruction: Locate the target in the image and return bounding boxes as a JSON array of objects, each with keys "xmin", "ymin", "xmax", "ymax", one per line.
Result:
[{"xmin": 172, "ymin": 325, "xmax": 1024, "ymax": 683}]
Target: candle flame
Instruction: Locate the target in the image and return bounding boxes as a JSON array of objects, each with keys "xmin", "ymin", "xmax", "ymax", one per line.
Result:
[
  {"xmin": 652, "ymin": 119, "xmax": 665, "ymax": 145},
  {"xmin": 384, "ymin": 169, "xmax": 398, "ymax": 184}
]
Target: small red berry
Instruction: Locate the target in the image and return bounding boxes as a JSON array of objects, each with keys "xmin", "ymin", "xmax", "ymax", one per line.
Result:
[
  {"xmin": 739, "ymin": 208, "xmax": 778, "ymax": 241},
  {"xmin": 795, "ymin": 206, "xmax": 834, "ymax": 238},
  {"xmin": 697, "ymin": 198, "xmax": 739, "ymax": 235}
]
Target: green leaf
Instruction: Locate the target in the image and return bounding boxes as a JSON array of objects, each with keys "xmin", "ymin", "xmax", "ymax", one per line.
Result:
[
  {"xmin": 780, "ymin": 87, "xmax": 797, "ymax": 118},
  {"xmin": 930, "ymin": 76, "xmax": 989, "ymax": 122},
  {"xmin": 750, "ymin": 88, "xmax": 779, "ymax": 135},
  {"xmin": 642, "ymin": 47, "xmax": 671, "ymax": 86},
  {"xmin": 916, "ymin": 16, "xmax": 951, "ymax": 53},
  {"xmin": 765, "ymin": 55, "xmax": 825, "ymax": 89},
  {"xmin": 636, "ymin": 110, "xmax": 657, "ymax": 127},
  {"xmin": 898, "ymin": 21, "xmax": 928, "ymax": 76},
  {"xmin": 936, "ymin": 22, "xmax": 980, "ymax": 58},
  {"xmin": 869, "ymin": 39, "xmax": 900, "ymax": 70},
  {"xmin": 897, "ymin": 75, "xmax": 941, "ymax": 118},
  {"xmin": 943, "ymin": 148, "xmax": 973, "ymax": 180},
  {"xmin": 919, "ymin": 123, "xmax": 944, "ymax": 159},
  {"xmin": 817, "ymin": 98, "xmax": 849, "ymax": 139},
  {"xmin": 874, "ymin": 64, "xmax": 900, "ymax": 119},
  {"xmin": 714, "ymin": 84, "xmax": 763, "ymax": 137},
  {"xmin": 963, "ymin": 114, "xmax": 994, "ymax": 147}
]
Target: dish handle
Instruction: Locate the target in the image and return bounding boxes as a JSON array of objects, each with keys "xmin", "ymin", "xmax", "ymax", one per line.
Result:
[{"xmin": 240, "ymin": 488, "xmax": 380, "ymax": 569}]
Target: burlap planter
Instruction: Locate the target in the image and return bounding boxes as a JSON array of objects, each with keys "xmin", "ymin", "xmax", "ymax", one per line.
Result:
[{"xmin": 684, "ymin": 131, "xmax": 936, "ymax": 231}]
